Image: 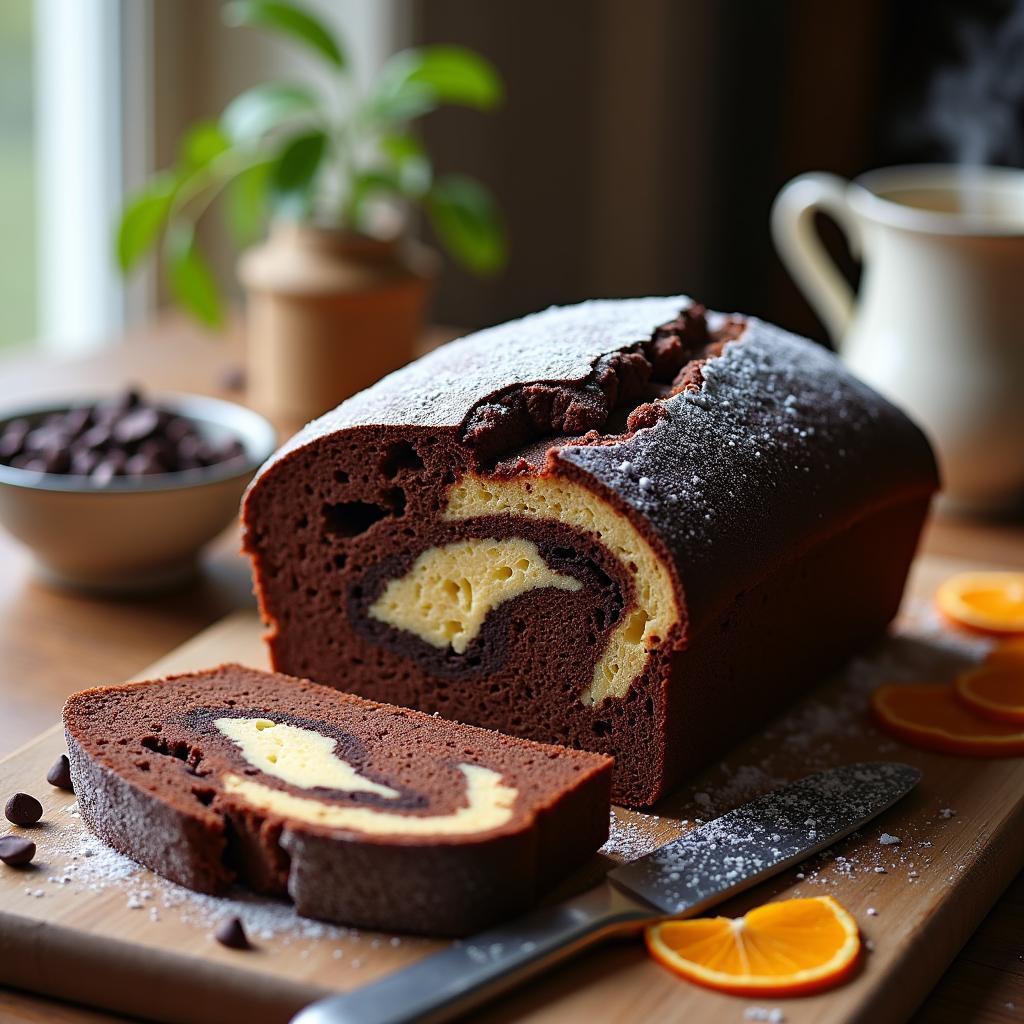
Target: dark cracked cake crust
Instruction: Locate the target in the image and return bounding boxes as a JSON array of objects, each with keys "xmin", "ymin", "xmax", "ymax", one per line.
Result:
[
  {"xmin": 63, "ymin": 664, "xmax": 612, "ymax": 935},
  {"xmin": 242, "ymin": 297, "xmax": 939, "ymax": 806}
]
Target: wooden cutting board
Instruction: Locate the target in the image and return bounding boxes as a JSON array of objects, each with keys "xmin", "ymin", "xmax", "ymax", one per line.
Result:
[{"xmin": 0, "ymin": 552, "xmax": 1021, "ymax": 1024}]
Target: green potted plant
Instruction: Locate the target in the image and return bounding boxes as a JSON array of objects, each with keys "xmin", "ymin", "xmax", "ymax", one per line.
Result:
[{"xmin": 117, "ymin": 0, "xmax": 505, "ymax": 424}]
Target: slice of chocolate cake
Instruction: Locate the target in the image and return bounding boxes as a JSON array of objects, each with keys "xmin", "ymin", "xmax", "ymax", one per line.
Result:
[
  {"xmin": 242, "ymin": 297, "xmax": 940, "ymax": 807},
  {"xmin": 63, "ymin": 664, "xmax": 612, "ymax": 935}
]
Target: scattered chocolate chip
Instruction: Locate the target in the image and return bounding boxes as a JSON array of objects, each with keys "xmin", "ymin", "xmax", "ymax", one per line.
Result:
[
  {"xmin": 0, "ymin": 835, "xmax": 36, "ymax": 867},
  {"xmin": 47, "ymin": 754, "xmax": 74, "ymax": 792},
  {"xmin": 5, "ymin": 793, "xmax": 43, "ymax": 826},
  {"xmin": 214, "ymin": 916, "xmax": 250, "ymax": 949}
]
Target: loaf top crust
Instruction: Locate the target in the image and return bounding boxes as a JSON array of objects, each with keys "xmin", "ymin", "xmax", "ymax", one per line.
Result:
[
  {"xmin": 275, "ymin": 296, "xmax": 689, "ymax": 438},
  {"xmin": 247, "ymin": 298, "xmax": 940, "ymax": 635}
]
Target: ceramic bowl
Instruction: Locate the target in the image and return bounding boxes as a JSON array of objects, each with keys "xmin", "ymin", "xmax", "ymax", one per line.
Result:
[{"xmin": 0, "ymin": 393, "xmax": 277, "ymax": 593}]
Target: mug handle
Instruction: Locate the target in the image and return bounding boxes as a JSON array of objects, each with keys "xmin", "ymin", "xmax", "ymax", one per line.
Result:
[{"xmin": 770, "ymin": 172, "xmax": 863, "ymax": 346}]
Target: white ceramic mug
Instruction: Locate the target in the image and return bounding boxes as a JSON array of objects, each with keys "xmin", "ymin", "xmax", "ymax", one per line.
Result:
[{"xmin": 771, "ymin": 164, "xmax": 1024, "ymax": 513}]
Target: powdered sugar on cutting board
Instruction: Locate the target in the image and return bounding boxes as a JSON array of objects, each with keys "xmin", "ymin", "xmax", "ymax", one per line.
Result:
[{"xmin": 31, "ymin": 804, "xmax": 433, "ymax": 961}]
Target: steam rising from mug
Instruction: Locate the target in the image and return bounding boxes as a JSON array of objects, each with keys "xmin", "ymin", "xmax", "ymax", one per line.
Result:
[{"xmin": 919, "ymin": 4, "xmax": 1024, "ymax": 169}]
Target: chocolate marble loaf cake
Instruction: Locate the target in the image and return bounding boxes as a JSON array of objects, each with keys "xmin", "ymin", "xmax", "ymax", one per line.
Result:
[
  {"xmin": 242, "ymin": 297, "xmax": 939, "ymax": 806},
  {"xmin": 64, "ymin": 664, "xmax": 612, "ymax": 935}
]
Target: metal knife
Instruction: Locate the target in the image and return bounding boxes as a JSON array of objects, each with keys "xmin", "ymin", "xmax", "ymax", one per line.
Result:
[{"xmin": 291, "ymin": 761, "xmax": 920, "ymax": 1024}]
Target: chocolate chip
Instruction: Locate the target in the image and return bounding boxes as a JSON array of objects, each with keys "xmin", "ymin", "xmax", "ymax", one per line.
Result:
[
  {"xmin": 5, "ymin": 793, "xmax": 43, "ymax": 826},
  {"xmin": 0, "ymin": 835, "xmax": 36, "ymax": 867},
  {"xmin": 112, "ymin": 407, "xmax": 160, "ymax": 446},
  {"xmin": 25, "ymin": 426, "xmax": 60, "ymax": 452},
  {"xmin": 0, "ymin": 420, "xmax": 29, "ymax": 459},
  {"xmin": 214, "ymin": 438, "xmax": 246, "ymax": 464},
  {"xmin": 63, "ymin": 407, "xmax": 93, "ymax": 438},
  {"xmin": 80, "ymin": 423, "xmax": 112, "ymax": 450},
  {"xmin": 165, "ymin": 417, "xmax": 196, "ymax": 444},
  {"xmin": 47, "ymin": 755, "xmax": 74, "ymax": 792},
  {"xmin": 91, "ymin": 450, "xmax": 127, "ymax": 486},
  {"xmin": 214, "ymin": 916, "xmax": 250, "ymax": 949},
  {"xmin": 90, "ymin": 461, "xmax": 118, "ymax": 487},
  {"xmin": 70, "ymin": 449, "xmax": 101, "ymax": 476},
  {"xmin": 125, "ymin": 452, "xmax": 165, "ymax": 477},
  {"xmin": 43, "ymin": 449, "xmax": 71, "ymax": 474}
]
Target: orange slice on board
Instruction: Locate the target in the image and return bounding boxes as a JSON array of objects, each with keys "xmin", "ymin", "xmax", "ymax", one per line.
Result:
[
  {"xmin": 935, "ymin": 572, "xmax": 1024, "ymax": 635},
  {"xmin": 954, "ymin": 667, "xmax": 1024, "ymax": 725},
  {"xmin": 644, "ymin": 896, "xmax": 860, "ymax": 997},
  {"xmin": 871, "ymin": 683, "xmax": 1024, "ymax": 756},
  {"xmin": 985, "ymin": 637, "xmax": 1024, "ymax": 670}
]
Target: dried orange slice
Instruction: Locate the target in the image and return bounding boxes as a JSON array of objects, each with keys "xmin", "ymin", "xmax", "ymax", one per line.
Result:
[
  {"xmin": 985, "ymin": 637, "xmax": 1024, "ymax": 670},
  {"xmin": 954, "ymin": 667, "xmax": 1024, "ymax": 725},
  {"xmin": 645, "ymin": 896, "xmax": 860, "ymax": 996},
  {"xmin": 935, "ymin": 572, "xmax": 1024, "ymax": 635},
  {"xmin": 872, "ymin": 683, "xmax": 1024, "ymax": 756}
]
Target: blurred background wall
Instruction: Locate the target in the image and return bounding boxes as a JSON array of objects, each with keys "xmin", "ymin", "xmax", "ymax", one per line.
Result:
[{"xmin": 1, "ymin": 0, "xmax": 1021, "ymax": 352}]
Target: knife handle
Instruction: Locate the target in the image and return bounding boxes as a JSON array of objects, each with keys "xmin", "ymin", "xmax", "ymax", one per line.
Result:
[{"xmin": 290, "ymin": 884, "xmax": 653, "ymax": 1024}]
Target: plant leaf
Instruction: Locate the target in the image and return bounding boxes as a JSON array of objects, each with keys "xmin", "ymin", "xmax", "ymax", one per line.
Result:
[
  {"xmin": 221, "ymin": 83, "xmax": 320, "ymax": 147},
  {"xmin": 270, "ymin": 130, "xmax": 327, "ymax": 218},
  {"xmin": 180, "ymin": 120, "xmax": 231, "ymax": 172},
  {"xmin": 426, "ymin": 175, "xmax": 505, "ymax": 276},
  {"xmin": 404, "ymin": 46, "xmax": 503, "ymax": 108},
  {"xmin": 223, "ymin": 0, "xmax": 346, "ymax": 69},
  {"xmin": 116, "ymin": 173, "xmax": 178, "ymax": 272},
  {"xmin": 165, "ymin": 223, "xmax": 224, "ymax": 328},
  {"xmin": 380, "ymin": 133, "xmax": 432, "ymax": 196},
  {"xmin": 225, "ymin": 161, "xmax": 272, "ymax": 245},
  {"xmin": 370, "ymin": 45, "xmax": 503, "ymax": 122}
]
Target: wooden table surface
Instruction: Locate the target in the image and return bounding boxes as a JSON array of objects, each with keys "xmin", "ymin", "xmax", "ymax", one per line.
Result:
[{"xmin": 0, "ymin": 316, "xmax": 1021, "ymax": 1024}]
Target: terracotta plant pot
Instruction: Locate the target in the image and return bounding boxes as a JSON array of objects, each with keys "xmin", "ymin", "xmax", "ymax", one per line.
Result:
[{"xmin": 238, "ymin": 223, "xmax": 437, "ymax": 426}]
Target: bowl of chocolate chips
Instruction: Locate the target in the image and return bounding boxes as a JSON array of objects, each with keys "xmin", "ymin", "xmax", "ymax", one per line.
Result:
[{"xmin": 0, "ymin": 388, "xmax": 276, "ymax": 591}]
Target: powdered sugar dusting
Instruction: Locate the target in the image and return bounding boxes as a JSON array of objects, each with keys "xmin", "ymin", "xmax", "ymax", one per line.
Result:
[
  {"xmin": 601, "ymin": 809, "xmax": 684, "ymax": 862},
  {"xmin": 28, "ymin": 811, "xmax": 433, "ymax": 963},
  {"xmin": 560, "ymin": 317, "xmax": 935, "ymax": 628},
  {"xmin": 744, "ymin": 1009, "xmax": 785, "ymax": 1023},
  {"xmin": 610, "ymin": 762, "xmax": 920, "ymax": 913}
]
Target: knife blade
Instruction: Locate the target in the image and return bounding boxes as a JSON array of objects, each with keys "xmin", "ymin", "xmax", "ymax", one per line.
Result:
[
  {"xmin": 291, "ymin": 762, "xmax": 920, "ymax": 1024},
  {"xmin": 609, "ymin": 761, "xmax": 921, "ymax": 914}
]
